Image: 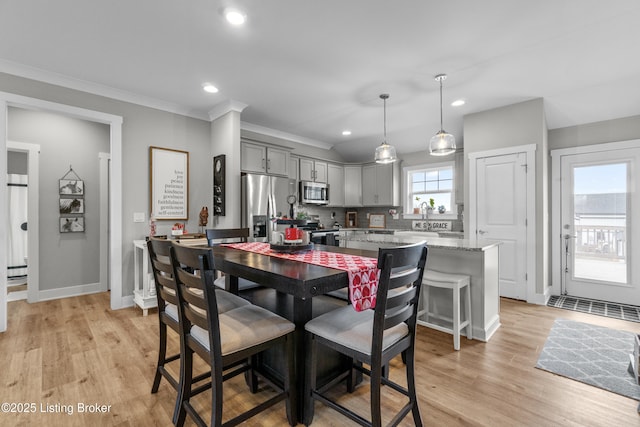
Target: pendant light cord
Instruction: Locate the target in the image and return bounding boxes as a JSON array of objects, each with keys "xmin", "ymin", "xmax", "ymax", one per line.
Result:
[
  {"xmin": 439, "ymin": 78, "xmax": 444, "ymax": 131},
  {"xmin": 383, "ymin": 96, "xmax": 387, "ymax": 143}
]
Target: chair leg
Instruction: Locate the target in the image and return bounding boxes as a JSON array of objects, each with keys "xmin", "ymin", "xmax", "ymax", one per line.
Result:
[
  {"xmin": 405, "ymin": 346, "xmax": 423, "ymax": 426},
  {"xmin": 175, "ymin": 348, "xmax": 193, "ymax": 427},
  {"xmin": 370, "ymin": 358, "xmax": 383, "ymax": 427},
  {"xmin": 246, "ymin": 355, "xmax": 259, "ymax": 393},
  {"xmin": 465, "ymin": 283, "xmax": 473, "ymax": 340},
  {"xmin": 347, "ymin": 359, "xmax": 362, "ymax": 393},
  {"xmin": 303, "ymin": 333, "xmax": 318, "ymax": 426},
  {"xmin": 151, "ymin": 322, "xmax": 167, "ymax": 393},
  {"xmin": 285, "ymin": 334, "xmax": 296, "ymax": 426},
  {"xmin": 453, "ymin": 286, "xmax": 461, "ymax": 351},
  {"xmin": 210, "ymin": 364, "xmax": 224, "ymax": 427}
]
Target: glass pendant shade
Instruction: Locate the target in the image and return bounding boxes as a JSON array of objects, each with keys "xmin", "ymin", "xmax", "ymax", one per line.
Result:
[
  {"xmin": 429, "ymin": 74, "xmax": 456, "ymax": 156},
  {"xmin": 429, "ymin": 130, "xmax": 456, "ymax": 156},
  {"xmin": 375, "ymin": 142, "xmax": 397, "ymax": 163},
  {"xmin": 374, "ymin": 93, "xmax": 397, "ymax": 164}
]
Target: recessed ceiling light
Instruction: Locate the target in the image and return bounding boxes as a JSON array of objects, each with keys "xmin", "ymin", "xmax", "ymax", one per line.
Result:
[
  {"xmin": 451, "ymin": 99, "xmax": 466, "ymax": 107},
  {"xmin": 342, "ymin": 130, "xmax": 352, "ymax": 136},
  {"xmin": 202, "ymin": 83, "xmax": 219, "ymax": 93},
  {"xmin": 224, "ymin": 8, "xmax": 246, "ymax": 25}
]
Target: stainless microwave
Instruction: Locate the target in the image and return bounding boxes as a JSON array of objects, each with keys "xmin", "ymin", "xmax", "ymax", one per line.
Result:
[{"xmin": 300, "ymin": 181, "xmax": 329, "ymax": 205}]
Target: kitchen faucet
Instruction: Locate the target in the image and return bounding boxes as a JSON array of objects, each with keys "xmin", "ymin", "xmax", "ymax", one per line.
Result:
[{"xmin": 420, "ymin": 201, "xmax": 430, "ymax": 221}]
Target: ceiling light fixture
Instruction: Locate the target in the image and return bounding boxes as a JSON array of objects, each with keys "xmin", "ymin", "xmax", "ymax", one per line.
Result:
[
  {"xmin": 429, "ymin": 74, "xmax": 456, "ymax": 156},
  {"xmin": 202, "ymin": 83, "xmax": 219, "ymax": 93},
  {"xmin": 374, "ymin": 94, "xmax": 397, "ymax": 164},
  {"xmin": 342, "ymin": 130, "xmax": 352, "ymax": 136},
  {"xmin": 224, "ymin": 8, "xmax": 246, "ymax": 25}
]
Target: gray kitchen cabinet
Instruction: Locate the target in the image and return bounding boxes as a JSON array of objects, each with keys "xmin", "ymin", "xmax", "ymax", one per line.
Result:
[
  {"xmin": 362, "ymin": 162, "xmax": 400, "ymax": 206},
  {"xmin": 299, "ymin": 158, "xmax": 327, "ymax": 183},
  {"xmin": 241, "ymin": 142, "xmax": 290, "ymax": 176},
  {"xmin": 327, "ymin": 163, "xmax": 344, "ymax": 206},
  {"xmin": 343, "ymin": 165, "xmax": 362, "ymax": 206},
  {"xmin": 289, "ymin": 155, "xmax": 299, "ymax": 181}
]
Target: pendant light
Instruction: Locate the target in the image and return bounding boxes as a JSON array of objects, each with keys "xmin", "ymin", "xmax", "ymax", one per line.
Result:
[
  {"xmin": 374, "ymin": 94, "xmax": 397, "ymax": 164},
  {"xmin": 429, "ymin": 74, "xmax": 456, "ymax": 156}
]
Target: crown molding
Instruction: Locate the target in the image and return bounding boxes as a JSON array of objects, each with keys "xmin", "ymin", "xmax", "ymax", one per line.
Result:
[
  {"xmin": 0, "ymin": 59, "xmax": 211, "ymax": 121},
  {"xmin": 240, "ymin": 122, "xmax": 334, "ymax": 150},
  {"xmin": 207, "ymin": 100, "xmax": 248, "ymax": 121}
]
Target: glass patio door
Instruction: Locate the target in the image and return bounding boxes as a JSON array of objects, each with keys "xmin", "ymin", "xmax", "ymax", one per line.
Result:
[{"xmin": 560, "ymin": 147, "xmax": 640, "ymax": 305}]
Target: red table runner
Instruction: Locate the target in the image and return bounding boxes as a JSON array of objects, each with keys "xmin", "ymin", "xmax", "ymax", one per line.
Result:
[{"xmin": 222, "ymin": 242, "xmax": 380, "ymax": 311}]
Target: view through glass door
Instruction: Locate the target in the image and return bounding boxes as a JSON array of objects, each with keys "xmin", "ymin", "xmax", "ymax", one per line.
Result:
[{"xmin": 560, "ymin": 147, "xmax": 640, "ymax": 305}]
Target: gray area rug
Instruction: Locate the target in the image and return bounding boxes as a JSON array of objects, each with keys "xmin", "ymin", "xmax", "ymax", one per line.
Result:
[{"xmin": 536, "ymin": 319, "xmax": 640, "ymax": 401}]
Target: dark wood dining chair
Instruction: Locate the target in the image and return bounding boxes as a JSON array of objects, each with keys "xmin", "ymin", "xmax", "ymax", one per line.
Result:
[
  {"xmin": 148, "ymin": 237, "xmax": 253, "ymax": 424},
  {"xmin": 303, "ymin": 241, "xmax": 428, "ymax": 427},
  {"xmin": 171, "ymin": 243, "xmax": 297, "ymax": 427},
  {"xmin": 205, "ymin": 227, "xmax": 262, "ymax": 291},
  {"xmin": 147, "ymin": 238, "xmax": 183, "ymax": 422}
]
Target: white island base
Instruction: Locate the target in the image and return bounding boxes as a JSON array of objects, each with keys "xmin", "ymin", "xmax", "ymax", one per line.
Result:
[{"xmin": 341, "ymin": 232, "xmax": 501, "ymax": 342}]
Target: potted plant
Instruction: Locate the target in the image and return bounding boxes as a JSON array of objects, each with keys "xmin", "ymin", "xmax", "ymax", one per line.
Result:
[{"xmin": 413, "ymin": 197, "xmax": 421, "ymax": 214}]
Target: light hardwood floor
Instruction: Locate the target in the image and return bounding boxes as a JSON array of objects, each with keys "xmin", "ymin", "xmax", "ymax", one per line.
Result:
[{"xmin": 1, "ymin": 293, "xmax": 639, "ymax": 426}]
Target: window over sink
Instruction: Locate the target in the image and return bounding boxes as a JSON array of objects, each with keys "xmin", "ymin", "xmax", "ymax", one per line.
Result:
[{"xmin": 403, "ymin": 161, "xmax": 457, "ymax": 218}]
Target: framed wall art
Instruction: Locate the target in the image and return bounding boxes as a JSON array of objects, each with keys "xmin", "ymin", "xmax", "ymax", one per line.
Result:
[
  {"xmin": 59, "ymin": 179, "xmax": 84, "ymax": 195},
  {"xmin": 150, "ymin": 146, "xmax": 189, "ymax": 220},
  {"xmin": 60, "ymin": 198, "xmax": 84, "ymax": 214},
  {"xmin": 368, "ymin": 213, "xmax": 386, "ymax": 229},
  {"xmin": 59, "ymin": 166, "xmax": 86, "ymax": 233},
  {"xmin": 60, "ymin": 217, "xmax": 85, "ymax": 233}
]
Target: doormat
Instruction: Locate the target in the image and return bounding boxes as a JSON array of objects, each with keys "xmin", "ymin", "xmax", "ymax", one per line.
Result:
[
  {"xmin": 547, "ymin": 295, "xmax": 640, "ymax": 323},
  {"xmin": 536, "ymin": 319, "xmax": 640, "ymax": 401}
]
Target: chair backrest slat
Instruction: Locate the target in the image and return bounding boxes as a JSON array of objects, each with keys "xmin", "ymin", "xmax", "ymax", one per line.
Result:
[
  {"xmin": 171, "ymin": 243, "xmax": 223, "ymax": 362},
  {"xmin": 372, "ymin": 242, "xmax": 428, "ymax": 349},
  {"xmin": 148, "ymin": 238, "xmax": 177, "ymax": 313},
  {"xmin": 206, "ymin": 228, "xmax": 250, "ymax": 246}
]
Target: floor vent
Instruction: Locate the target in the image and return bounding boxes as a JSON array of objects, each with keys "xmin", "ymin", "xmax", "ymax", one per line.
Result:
[{"xmin": 547, "ymin": 295, "xmax": 640, "ymax": 323}]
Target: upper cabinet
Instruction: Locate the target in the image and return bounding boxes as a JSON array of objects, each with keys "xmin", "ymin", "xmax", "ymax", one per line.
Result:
[
  {"xmin": 327, "ymin": 163, "xmax": 344, "ymax": 207},
  {"xmin": 241, "ymin": 142, "xmax": 290, "ymax": 176},
  {"xmin": 344, "ymin": 165, "xmax": 363, "ymax": 207},
  {"xmin": 299, "ymin": 158, "xmax": 327, "ymax": 183},
  {"xmin": 362, "ymin": 162, "xmax": 400, "ymax": 206},
  {"xmin": 289, "ymin": 155, "xmax": 300, "ymax": 181}
]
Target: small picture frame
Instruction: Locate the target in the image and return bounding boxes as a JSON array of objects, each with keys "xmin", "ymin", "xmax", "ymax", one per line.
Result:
[
  {"xmin": 60, "ymin": 217, "xmax": 85, "ymax": 233},
  {"xmin": 59, "ymin": 179, "xmax": 84, "ymax": 195},
  {"xmin": 369, "ymin": 213, "xmax": 386, "ymax": 229},
  {"xmin": 59, "ymin": 198, "xmax": 84, "ymax": 214}
]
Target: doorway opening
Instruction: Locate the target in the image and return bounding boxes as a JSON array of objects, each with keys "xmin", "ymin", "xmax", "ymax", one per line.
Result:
[{"xmin": 552, "ymin": 140, "xmax": 640, "ymax": 306}]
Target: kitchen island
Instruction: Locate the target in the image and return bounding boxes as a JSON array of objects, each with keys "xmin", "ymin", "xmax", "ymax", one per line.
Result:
[{"xmin": 339, "ymin": 229, "xmax": 501, "ymax": 342}]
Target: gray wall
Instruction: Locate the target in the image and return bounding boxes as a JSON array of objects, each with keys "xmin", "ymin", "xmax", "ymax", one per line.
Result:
[
  {"xmin": 464, "ymin": 98, "xmax": 549, "ymax": 296},
  {"xmin": 0, "ymin": 72, "xmax": 212, "ymax": 297},
  {"xmin": 549, "ymin": 114, "xmax": 640, "ymax": 149},
  {"xmin": 8, "ymin": 107, "xmax": 109, "ymax": 290}
]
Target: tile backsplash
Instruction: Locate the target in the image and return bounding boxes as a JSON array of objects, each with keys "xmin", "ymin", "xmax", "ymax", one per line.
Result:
[{"xmin": 300, "ymin": 205, "xmax": 463, "ymax": 232}]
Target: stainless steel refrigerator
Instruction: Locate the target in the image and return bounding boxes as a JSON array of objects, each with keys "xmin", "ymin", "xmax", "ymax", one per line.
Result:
[{"xmin": 241, "ymin": 173, "xmax": 297, "ymax": 242}]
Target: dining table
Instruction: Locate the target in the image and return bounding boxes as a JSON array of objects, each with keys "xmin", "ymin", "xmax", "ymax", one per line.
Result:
[{"xmin": 209, "ymin": 243, "xmax": 378, "ymax": 424}]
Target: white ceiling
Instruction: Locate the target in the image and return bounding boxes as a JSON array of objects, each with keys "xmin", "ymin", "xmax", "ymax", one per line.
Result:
[{"xmin": 1, "ymin": 0, "xmax": 640, "ymax": 162}]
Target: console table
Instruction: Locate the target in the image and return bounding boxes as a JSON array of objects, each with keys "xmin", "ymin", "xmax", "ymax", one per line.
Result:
[{"xmin": 133, "ymin": 239, "xmax": 157, "ymax": 315}]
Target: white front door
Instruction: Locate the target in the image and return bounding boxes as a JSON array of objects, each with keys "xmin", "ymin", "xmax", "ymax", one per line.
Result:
[
  {"xmin": 559, "ymin": 147, "xmax": 640, "ymax": 305},
  {"xmin": 475, "ymin": 153, "xmax": 528, "ymax": 300}
]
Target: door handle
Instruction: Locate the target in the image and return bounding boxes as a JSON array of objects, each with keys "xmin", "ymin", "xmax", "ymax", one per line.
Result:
[{"xmin": 478, "ymin": 230, "xmax": 487, "ymax": 235}]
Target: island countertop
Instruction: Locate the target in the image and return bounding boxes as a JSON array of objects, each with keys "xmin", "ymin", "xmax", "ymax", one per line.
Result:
[{"xmin": 338, "ymin": 229, "xmax": 501, "ymax": 252}]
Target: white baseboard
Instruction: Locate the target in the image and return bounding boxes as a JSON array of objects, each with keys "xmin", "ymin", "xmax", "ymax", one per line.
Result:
[{"xmin": 37, "ymin": 282, "xmax": 103, "ymax": 302}]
